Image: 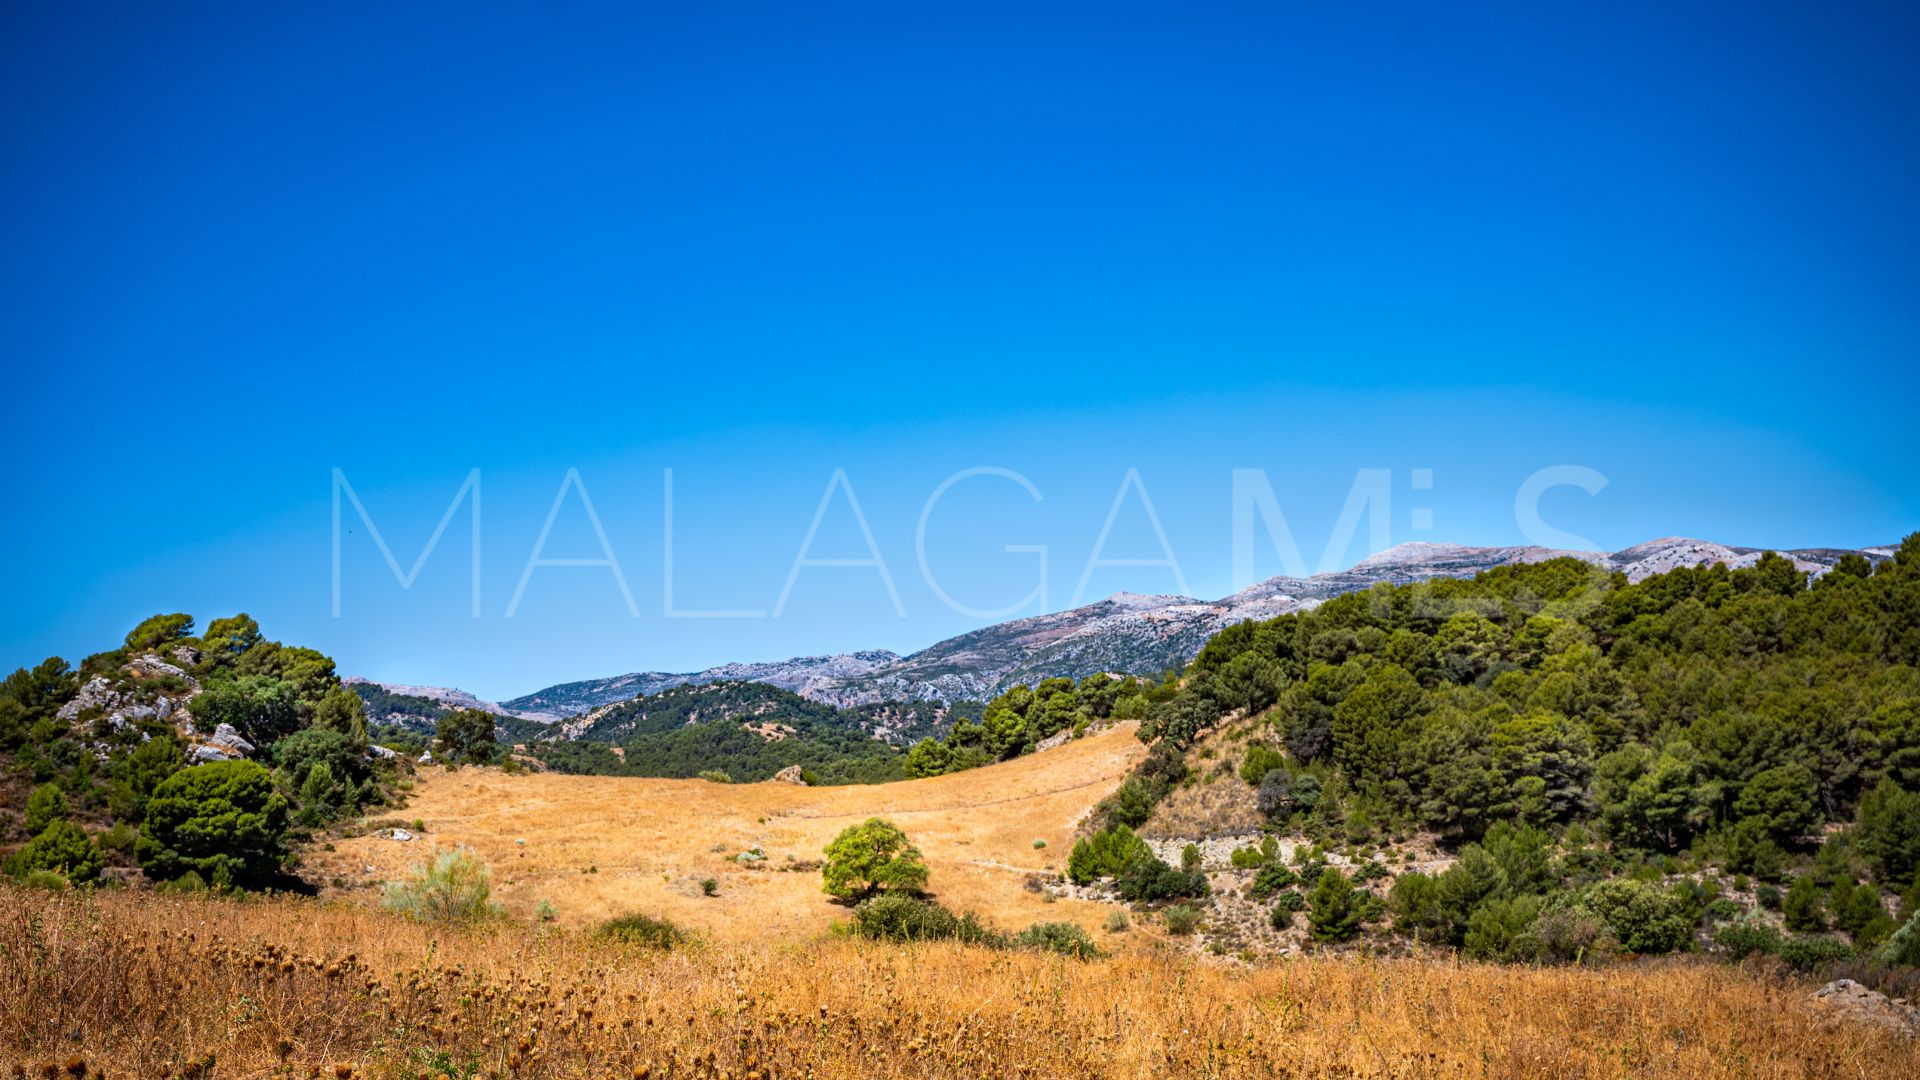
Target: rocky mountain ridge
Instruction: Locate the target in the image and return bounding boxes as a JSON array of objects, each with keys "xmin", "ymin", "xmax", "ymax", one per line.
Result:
[{"xmin": 377, "ymin": 536, "xmax": 1893, "ymax": 718}]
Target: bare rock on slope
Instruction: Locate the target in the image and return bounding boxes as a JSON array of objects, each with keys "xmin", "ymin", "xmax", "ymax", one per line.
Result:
[{"xmin": 1809, "ymin": 979, "xmax": 1918, "ymax": 1037}]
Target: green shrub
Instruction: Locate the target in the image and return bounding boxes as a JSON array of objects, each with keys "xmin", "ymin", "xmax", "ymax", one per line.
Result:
[
  {"xmin": 1249, "ymin": 862, "xmax": 1299, "ymax": 900},
  {"xmin": 849, "ymin": 894, "xmax": 1001, "ymax": 946},
  {"xmin": 1240, "ymin": 745, "xmax": 1285, "ymax": 785},
  {"xmin": 822, "ymin": 818, "xmax": 929, "ymax": 898},
  {"xmin": 1703, "ymin": 897, "xmax": 1742, "ymax": 923},
  {"xmin": 1163, "ymin": 904, "xmax": 1202, "ymax": 935},
  {"xmin": 1533, "ymin": 906, "xmax": 1612, "ymax": 963},
  {"xmin": 24, "ymin": 783, "xmax": 67, "ymax": 834},
  {"xmin": 597, "ymin": 912, "xmax": 686, "ymax": 949},
  {"xmin": 697, "ymin": 769, "xmax": 732, "ymax": 784},
  {"xmin": 1782, "ymin": 875, "xmax": 1826, "ymax": 932},
  {"xmin": 1777, "ymin": 935, "xmax": 1853, "ymax": 971},
  {"xmin": 382, "ymin": 847, "xmax": 498, "ymax": 922},
  {"xmin": 1878, "ymin": 911, "xmax": 1920, "ymax": 966},
  {"xmin": 98, "ymin": 822, "xmax": 137, "ymax": 855},
  {"xmin": 1307, "ymin": 868, "xmax": 1370, "ymax": 942},
  {"xmin": 1829, "ymin": 878, "xmax": 1886, "ymax": 938},
  {"xmin": 1716, "ymin": 920, "xmax": 1784, "ymax": 961},
  {"xmin": 1182, "ymin": 843, "xmax": 1203, "ymax": 872},
  {"xmin": 1229, "ymin": 846, "xmax": 1266, "ymax": 870},
  {"xmin": 1269, "ymin": 903, "xmax": 1294, "ymax": 930},
  {"xmin": 8, "ymin": 820, "xmax": 102, "ymax": 883},
  {"xmin": 1067, "ymin": 825, "xmax": 1151, "ymax": 885},
  {"xmin": 136, "ymin": 759, "xmax": 288, "ymax": 888},
  {"xmin": 1104, "ymin": 776, "xmax": 1158, "ymax": 828},
  {"xmin": 21, "ymin": 869, "xmax": 69, "ymax": 891},
  {"xmin": 1104, "ymin": 910, "xmax": 1130, "ymax": 932},
  {"xmin": 1017, "ymin": 921, "xmax": 1100, "ymax": 959},
  {"xmin": 156, "ymin": 870, "xmax": 207, "ymax": 894},
  {"xmin": 1463, "ymin": 895, "xmax": 1545, "ymax": 962},
  {"xmin": 1581, "ymin": 879, "xmax": 1695, "ymax": 954},
  {"xmin": 700, "ymin": 877, "xmax": 718, "ymax": 896},
  {"xmin": 1117, "ymin": 857, "xmax": 1209, "ymax": 903}
]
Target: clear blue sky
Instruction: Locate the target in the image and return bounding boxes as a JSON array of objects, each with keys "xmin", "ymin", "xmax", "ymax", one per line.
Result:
[{"xmin": 3, "ymin": 2, "xmax": 1915, "ymax": 699}]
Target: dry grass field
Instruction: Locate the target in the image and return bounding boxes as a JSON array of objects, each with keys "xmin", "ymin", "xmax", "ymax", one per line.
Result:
[
  {"xmin": 310, "ymin": 724, "xmax": 1151, "ymax": 944},
  {"xmin": 6, "ymin": 884, "xmax": 1915, "ymax": 1079}
]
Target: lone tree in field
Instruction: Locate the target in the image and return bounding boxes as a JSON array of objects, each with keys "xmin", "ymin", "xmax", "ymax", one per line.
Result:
[{"xmin": 822, "ymin": 817, "xmax": 929, "ymax": 899}]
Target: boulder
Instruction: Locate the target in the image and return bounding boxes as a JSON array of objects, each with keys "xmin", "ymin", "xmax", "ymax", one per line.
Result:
[
  {"xmin": 367, "ymin": 743, "xmax": 398, "ymax": 760},
  {"xmin": 770, "ymin": 764, "xmax": 808, "ymax": 785},
  {"xmin": 208, "ymin": 723, "xmax": 255, "ymax": 757},
  {"xmin": 188, "ymin": 742, "xmax": 239, "ymax": 764},
  {"xmin": 127, "ymin": 655, "xmax": 189, "ymax": 682},
  {"xmin": 1810, "ymin": 979, "xmax": 1919, "ymax": 1037}
]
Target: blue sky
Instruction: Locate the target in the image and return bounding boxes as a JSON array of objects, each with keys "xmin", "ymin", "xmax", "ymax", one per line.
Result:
[{"xmin": 3, "ymin": 2, "xmax": 1915, "ymax": 699}]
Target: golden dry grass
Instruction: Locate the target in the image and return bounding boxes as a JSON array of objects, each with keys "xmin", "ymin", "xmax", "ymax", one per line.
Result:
[
  {"xmin": 311, "ymin": 724, "xmax": 1150, "ymax": 944},
  {"xmin": 5, "ymin": 884, "xmax": 1914, "ymax": 1079}
]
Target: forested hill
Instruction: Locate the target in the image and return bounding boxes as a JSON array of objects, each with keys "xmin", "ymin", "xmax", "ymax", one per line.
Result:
[
  {"xmin": 981, "ymin": 533, "xmax": 1920, "ymax": 965},
  {"xmin": 526, "ymin": 681, "xmax": 972, "ymax": 784}
]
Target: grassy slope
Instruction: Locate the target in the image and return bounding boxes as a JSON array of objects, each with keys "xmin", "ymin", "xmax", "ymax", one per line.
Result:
[{"xmin": 311, "ymin": 723, "xmax": 1150, "ymax": 945}]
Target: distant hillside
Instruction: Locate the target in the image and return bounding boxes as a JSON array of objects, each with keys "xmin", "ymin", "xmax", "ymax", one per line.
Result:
[
  {"xmin": 507, "ymin": 536, "xmax": 1893, "ymax": 711},
  {"xmin": 529, "ymin": 681, "xmax": 910, "ymax": 784},
  {"xmin": 501, "ymin": 649, "xmax": 901, "ymax": 716}
]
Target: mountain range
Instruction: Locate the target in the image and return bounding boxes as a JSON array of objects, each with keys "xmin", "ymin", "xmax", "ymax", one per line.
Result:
[{"xmin": 361, "ymin": 536, "xmax": 1894, "ymax": 722}]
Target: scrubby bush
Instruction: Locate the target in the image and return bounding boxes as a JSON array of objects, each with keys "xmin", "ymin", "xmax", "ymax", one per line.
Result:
[
  {"xmin": 1716, "ymin": 920, "xmax": 1785, "ymax": 961},
  {"xmin": 6, "ymin": 820, "xmax": 102, "ymax": 883},
  {"xmin": 1230, "ymin": 845, "xmax": 1267, "ymax": 870},
  {"xmin": 1257, "ymin": 769, "xmax": 1319, "ymax": 820},
  {"xmin": 1104, "ymin": 910, "xmax": 1130, "ymax": 932},
  {"xmin": 1783, "ymin": 875, "xmax": 1826, "ymax": 932},
  {"xmin": 1307, "ymin": 868, "xmax": 1370, "ymax": 942},
  {"xmin": 598, "ymin": 912, "xmax": 686, "ymax": 949},
  {"xmin": 24, "ymin": 783, "xmax": 67, "ymax": 834},
  {"xmin": 1464, "ymin": 895, "xmax": 1545, "ymax": 962},
  {"xmin": 1017, "ymin": 921, "xmax": 1100, "ymax": 959},
  {"xmin": 1533, "ymin": 906, "xmax": 1612, "ymax": 963},
  {"xmin": 849, "ymin": 894, "xmax": 1000, "ymax": 946},
  {"xmin": 1067, "ymin": 825, "xmax": 1150, "ymax": 885},
  {"xmin": 1240, "ymin": 745, "xmax": 1285, "ymax": 785},
  {"xmin": 1163, "ymin": 904, "xmax": 1202, "ymax": 935},
  {"xmin": 1248, "ymin": 862, "xmax": 1299, "ymax": 900},
  {"xmin": 1103, "ymin": 775, "xmax": 1158, "ymax": 828},
  {"xmin": 1581, "ymin": 879, "xmax": 1694, "ymax": 954},
  {"xmin": 1879, "ymin": 911, "xmax": 1920, "ymax": 966},
  {"xmin": 1777, "ymin": 935, "xmax": 1854, "ymax": 971},
  {"xmin": 383, "ymin": 847, "xmax": 498, "ymax": 922},
  {"xmin": 823, "ymin": 818, "xmax": 929, "ymax": 898},
  {"xmin": 1117, "ymin": 857, "xmax": 1209, "ymax": 903}
]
